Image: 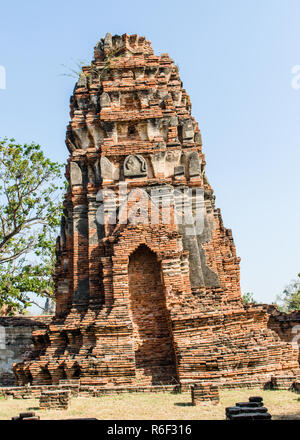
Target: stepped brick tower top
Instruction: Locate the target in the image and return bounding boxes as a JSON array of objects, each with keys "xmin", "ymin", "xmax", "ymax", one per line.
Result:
[
  {"xmin": 55, "ymin": 31, "xmax": 241, "ymax": 317},
  {"xmin": 14, "ymin": 34, "xmax": 300, "ymax": 387}
]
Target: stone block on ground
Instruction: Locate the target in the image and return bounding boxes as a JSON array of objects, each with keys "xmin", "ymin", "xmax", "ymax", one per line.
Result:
[{"xmin": 226, "ymin": 396, "xmax": 272, "ymax": 420}]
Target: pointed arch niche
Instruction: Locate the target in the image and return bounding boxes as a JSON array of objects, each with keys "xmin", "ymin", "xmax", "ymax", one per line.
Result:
[{"xmin": 128, "ymin": 244, "xmax": 178, "ymax": 384}]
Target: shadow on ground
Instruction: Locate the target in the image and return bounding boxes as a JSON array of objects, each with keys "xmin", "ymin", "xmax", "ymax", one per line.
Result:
[
  {"xmin": 174, "ymin": 402, "xmax": 193, "ymax": 407},
  {"xmin": 273, "ymin": 413, "xmax": 300, "ymax": 420}
]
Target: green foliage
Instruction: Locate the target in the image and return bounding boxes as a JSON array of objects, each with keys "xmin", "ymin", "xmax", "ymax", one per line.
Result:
[
  {"xmin": 61, "ymin": 46, "xmax": 126, "ymax": 81},
  {"xmin": 60, "ymin": 58, "xmax": 87, "ymax": 79},
  {"xmin": 276, "ymin": 273, "xmax": 300, "ymax": 312},
  {"xmin": 0, "ymin": 138, "xmax": 64, "ymax": 314},
  {"xmin": 242, "ymin": 291, "xmax": 257, "ymax": 305}
]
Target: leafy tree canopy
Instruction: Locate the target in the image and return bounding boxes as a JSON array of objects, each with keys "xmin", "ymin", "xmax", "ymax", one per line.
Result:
[
  {"xmin": 0, "ymin": 138, "xmax": 64, "ymax": 314},
  {"xmin": 242, "ymin": 291, "xmax": 257, "ymax": 305},
  {"xmin": 276, "ymin": 273, "xmax": 300, "ymax": 312}
]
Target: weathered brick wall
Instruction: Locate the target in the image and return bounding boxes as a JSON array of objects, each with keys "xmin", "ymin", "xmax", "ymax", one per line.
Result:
[
  {"xmin": 0, "ymin": 316, "xmax": 51, "ymax": 386},
  {"xmin": 191, "ymin": 382, "xmax": 219, "ymax": 405},
  {"xmin": 13, "ymin": 33, "xmax": 300, "ymax": 387},
  {"xmin": 261, "ymin": 304, "xmax": 300, "ymax": 361},
  {"xmin": 39, "ymin": 389, "xmax": 70, "ymax": 410},
  {"xmin": 264, "ymin": 305, "xmax": 300, "ymax": 339}
]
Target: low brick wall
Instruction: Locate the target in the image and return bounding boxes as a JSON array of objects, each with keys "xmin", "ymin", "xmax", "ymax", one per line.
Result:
[
  {"xmin": 1, "ymin": 375, "xmax": 299, "ymax": 401},
  {"xmin": 218, "ymin": 379, "xmax": 270, "ymax": 390},
  {"xmin": 0, "ymin": 383, "xmax": 181, "ymax": 399},
  {"xmin": 270, "ymin": 375, "xmax": 296, "ymax": 390},
  {"xmin": 191, "ymin": 383, "xmax": 219, "ymax": 405},
  {"xmin": 80, "ymin": 384, "xmax": 181, "ymax": 397},
  {"xmin": 263, "ymin": 305, "xmax": 300, "ymax": 362},
  {"xmin": 0, "ymin": 385, "xmax": 59, "ymax": 399},
  {"xmin": 39, "ymin": 390, "xmax": 70, "ymax": 410},
  {"xmin": 0, "ymin": 316, "xmax": 52, "ymax": 386}
]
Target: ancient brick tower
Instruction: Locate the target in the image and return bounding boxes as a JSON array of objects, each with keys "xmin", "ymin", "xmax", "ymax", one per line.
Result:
[{"xmin": 14, "ymin": 33, "xmax": 299, "ymax": 386}]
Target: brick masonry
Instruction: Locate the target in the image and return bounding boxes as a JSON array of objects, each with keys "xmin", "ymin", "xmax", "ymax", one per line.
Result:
[
  {"xmin": 13, "ymin": 33, "xmax": 300, "ymax": 388},
  {"xmin": 191, "ymin": 382, "xmax": 219, "ymax": 405},
  {"xmin": 263, "ymin": 304, "xmax": 300, "ymax": 360},
  {"xmin": 39, "ymin": 389, "xmax": 70, "ymax": 410},
  {"xmin": 0, "ymin": 316, "xmax": 51, "ymax": 386}
]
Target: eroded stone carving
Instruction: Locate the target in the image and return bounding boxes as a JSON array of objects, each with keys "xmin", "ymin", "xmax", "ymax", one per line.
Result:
[
  {"xmin": 72, "ymin": 127, "xmax": 90, "ymax": 150},
  {"xmin": 164, "ymin": 150, "xmax": 181, "ymax": 177},
  {"xmin": 100, "ymin": 157, "xmax": 119, "ymax": 181},
  {"xmin": 124, "ymin": 155, "xmax": 147, "ymax": 178},
  {"xmin": 174, "ymin": 165, "xmax": 184, "ymax": 177},
  {"xmin": 104, "ymin": 32, "xmax": 113, "ymax": 52},
  {"xmin": 194, "ymin": 131, "xmax": 202, "ymax": 145},
  {"xmin": 100, "ymin": 92, "xmax": 111, "ymax": 108},
  {"xmin": 150, "ymin": 151, "xmax": 166, "ymax": 177},
  {"xmin": 100, "ymin": 157, "xmax": 114, "ymax": 181},
  {"xmin": 182, "ymin": 119, "xmax": 194, "ymax": 140},
  {"xmin": 70, "ymin": 162, "xmax": 82, "ymax": 185},
  {"xmin": 77, "ymin": 74, "xmax": 87, "ymax": 88},
  {"xmin": 189, "ymin": 151, "xmax": 201, "ymax": 178},
  {"xmin": 147, "ymin": 118, "xmax": 161, "ymax": 140},
  {"xmin": 89, "ymin": 159, "xmax": 102, "ymax": 185}
]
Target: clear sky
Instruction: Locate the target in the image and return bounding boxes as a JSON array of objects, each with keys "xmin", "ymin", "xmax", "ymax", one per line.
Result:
[{"xmin": 0, "ymin": 0, "xmax": 300, "ymax": 309}]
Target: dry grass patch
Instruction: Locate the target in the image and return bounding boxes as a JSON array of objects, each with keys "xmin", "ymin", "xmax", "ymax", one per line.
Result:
[{"xmin": 0, "ymin": 388, "xmax": 299, "ymax": 420}]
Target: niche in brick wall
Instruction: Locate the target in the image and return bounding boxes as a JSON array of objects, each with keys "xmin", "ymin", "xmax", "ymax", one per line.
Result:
[{"xmin": 128, "ymin": 244, "xmax": 178, "ymax": 385}]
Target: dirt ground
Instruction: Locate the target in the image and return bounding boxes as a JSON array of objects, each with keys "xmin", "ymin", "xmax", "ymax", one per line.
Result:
[{"xmin": 0, "ymin": 388, "xmax": 299, "ymax": 420}]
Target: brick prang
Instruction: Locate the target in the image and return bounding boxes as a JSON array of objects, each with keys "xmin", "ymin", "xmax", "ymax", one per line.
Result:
[{"xmin": 13, "ymin": 33, "xmax": 300, "ymax": 388}]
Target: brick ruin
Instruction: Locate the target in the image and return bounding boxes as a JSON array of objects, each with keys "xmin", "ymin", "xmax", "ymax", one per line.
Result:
[
  {"xmin": 0, "ymin": 316, "xmax": 51, "ymax": 386},
  {"xmin": 191, "ymin": 382, "xmax": 219, "ymax": 405},
  {"xmin": 263, "ymin": 304, "xmax": 300, "ymax": 362},
  {"xmin": 39, "ymin": 390, "xmax": 71, "ymax": 410},
  {"xmin": 13, "ymin": 33, "xmax": 300, "ymax": 387}
]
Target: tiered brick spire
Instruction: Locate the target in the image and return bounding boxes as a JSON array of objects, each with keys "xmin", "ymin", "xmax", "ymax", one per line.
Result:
[{"xmin": 14, "ymin": 34, "xmax": 300, "ymax": 387}]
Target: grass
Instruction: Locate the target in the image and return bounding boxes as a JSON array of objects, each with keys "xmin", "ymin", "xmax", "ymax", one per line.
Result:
[{"xmin": 0, "ymin": 388, "xmax": 299, "ymax": 420}]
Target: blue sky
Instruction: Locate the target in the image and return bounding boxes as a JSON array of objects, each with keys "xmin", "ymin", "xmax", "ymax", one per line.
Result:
[{"xmin": 0, "ymin": 0, "xmax": 300, "ymax": 310}]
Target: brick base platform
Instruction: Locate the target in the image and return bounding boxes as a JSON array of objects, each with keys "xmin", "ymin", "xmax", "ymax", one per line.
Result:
[
  {"xmin": 3, "ymin": 373, "xmax": 300, "ymax": 402},
  {"xmin": 2, "ymin": 375, "xmax": 300, "ymax": 401}
]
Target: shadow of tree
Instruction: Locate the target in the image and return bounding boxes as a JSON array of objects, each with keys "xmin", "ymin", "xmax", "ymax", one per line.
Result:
[{"xmin": 174, "ymin": 402, "xmax": 193, "ymax": 407}]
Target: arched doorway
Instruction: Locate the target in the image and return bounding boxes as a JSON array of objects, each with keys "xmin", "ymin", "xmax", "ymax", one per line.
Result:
[{"xmin": 128, "ymin": 245, "xmax": 178, "ymax": 384}]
